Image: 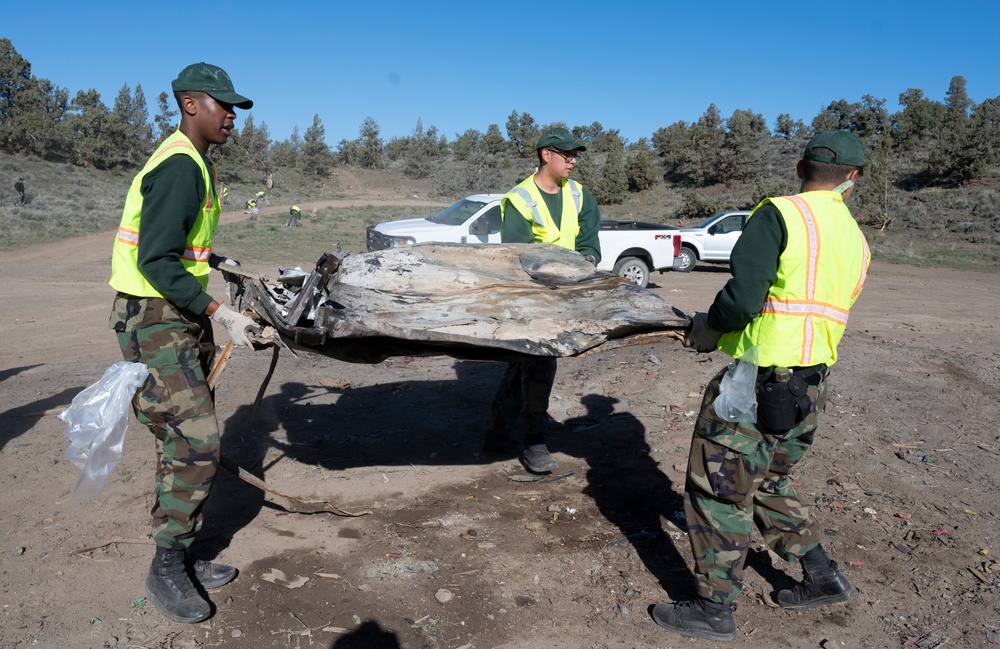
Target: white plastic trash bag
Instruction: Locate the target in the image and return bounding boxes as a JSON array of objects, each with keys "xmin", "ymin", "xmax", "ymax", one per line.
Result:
[
  {"xmin": 60, "ymin": 361, "xmax": 149, "ymax": 502},
  {"xmin": 713, "ymin": 345, "xmax": 759, "ymax": 423}
]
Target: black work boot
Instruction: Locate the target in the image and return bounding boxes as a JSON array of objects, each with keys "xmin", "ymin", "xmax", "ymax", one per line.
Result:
[
  {"xmin": 777, "ymin": 549, "xmax": 855, "ymax": 610},
  {"xmin": 651, "ymin": 598, "xmax": 738, "ymax": 642},
  {"xmin": 145, "ymin": 546, "xmax": 211, "ymax": 623},
  {"xmin": 190, "ymin": 557, "xmax": 238, "ymax": 590},
  {"xmin": 521, "ymin": 437, "xmax": 557, "ymax": 473}
]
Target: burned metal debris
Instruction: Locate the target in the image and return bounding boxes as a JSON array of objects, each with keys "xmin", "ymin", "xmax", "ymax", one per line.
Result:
[{"xmin": 226, "ymin": 242, "xmax": 688, "ymax": 364}]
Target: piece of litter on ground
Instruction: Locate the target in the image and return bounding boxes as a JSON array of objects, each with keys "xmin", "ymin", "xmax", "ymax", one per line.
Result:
[
  {"xmin": 435, "ymin": 588, "xmax": 453, "ymax": 603},
  {"xmin": 314, "ymin": 572, "xmax": 341, "ymax": 579},
  {"xmin": 323, "ymin": 626, "xmax": 348, "ymax": 633},
  {"xmin": 261, "ymin": 568, "xmax": 309, "ymax": 589}
]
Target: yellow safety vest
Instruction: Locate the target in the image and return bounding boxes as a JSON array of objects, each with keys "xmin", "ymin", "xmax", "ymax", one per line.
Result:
[
  {"xmin": 501, "ymin": 176, "xmax": 583, "ymax": 250},
  {"xmin": 109, "ymin": 130, "xmax": 220, "ymax": 297},
  {"xmin": 717, "ymin": 191, "xmax": 870, "ymax": 367}
]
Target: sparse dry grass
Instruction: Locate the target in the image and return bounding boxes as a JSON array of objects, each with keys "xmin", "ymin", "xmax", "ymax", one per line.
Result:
[{"xmin": 2, "ymin": 152, "xmax": 997, "ymax": 273}]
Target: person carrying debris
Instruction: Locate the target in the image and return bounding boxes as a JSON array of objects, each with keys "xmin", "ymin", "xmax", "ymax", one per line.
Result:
[
  {"xmin": 652, "ymin": 131, "xmax": 870, "ymax": 642},
  {"xmin": 483, "ymin": 127, "xmax": 602, "ymax": 474},
  {"xmin": 13, "ymin": 177, "xmax": 25, "ymax": 204},
  {"xmin": 285, "ymin": 204, "xmax": 302, "ymax": 228},
  {"xmin": 244, "ymin": 197, "xmax": 257, "ymax": 214},
  {"xmin": 108, "ymin": 62, "xmax": 260, "ymax": 625}
]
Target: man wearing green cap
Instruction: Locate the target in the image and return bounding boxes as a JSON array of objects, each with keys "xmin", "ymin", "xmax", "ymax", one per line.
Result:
[
  {"xmin": 109, "ymin": 62, "xmax": 259, "ymax": 624},
  {"xmin": 483, "ymin": 127, "xmax": 602, "ymax": 473},
  {"xmin": 651, "ymin": 131, "xmax": 870, "ymax": 641}
]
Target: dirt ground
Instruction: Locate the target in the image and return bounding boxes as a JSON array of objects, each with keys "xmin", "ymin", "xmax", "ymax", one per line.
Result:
[{"xmin": 2, "ymin": 208, "xmax": 999, "ymax": 649}]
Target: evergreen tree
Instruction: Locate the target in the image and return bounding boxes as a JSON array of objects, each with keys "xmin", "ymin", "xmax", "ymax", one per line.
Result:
[
  {"xmin": 357, "ymin": 117, "xmax": 383, "ymax": 169},
  {"xmin": 852, "ymin": 95, "xmax": 894, "ymax": 229},
  {"xmin": 68, "ymin": 88, "xmax": 113, "ymax": 168},
  {"xmin": 626, "ymin": 141, "xmax": 656, "ymax": 192},
  {"xmin": 403, "ymin": 117, "xmax": 441, "ymax": 178},
  {"xmin": 572, "ymin": 121, "xmax": 604, "ymax": 147},
  {"xmin": 152, "ymin": 91, "xmax": 177, "ymax": 146},
  {"xmin": 811, "ymin": 99, "xmax": 859, "ymax": 134},
  {"xmin": 685, "ymin": 104, "xmax": 725, "ymax": 186},
  {"xmin": 0, "ymin": 37, "xmax": 31, "ymax": 126},
  {"xmin": 596, "ymin": 137, "xmax": 628, "ymax": 204},
  {"xmin": 892, "ymin": 88, "xmax": 942, "ymax": 151},
  {"xmin": 302, "ymin": 113, "xmax": 333, "ymax": 176},
  {"xmin": 272, "ymin": 125, "xmax": 301, "ymax": 168},
  {"xmin": 452, "ymin": 128, "xmax": 481, "ymax": 161},
  {"xmin": 481, "ymin": 124, "xmax": 506, "ymax": 156},
  {"xmin": 651, "ymin": 120, "xmax": 690, "ymax": 181},
  {"xmin": 928, "ymin": 76, "xmax": 977, "ymax": 185},
  {"xmin": 774, "ymin": 113, "xmax": 804, "ymax": 139},
  {"xmin": 720, "ymin": 109, "xmax": 769, "ymax": 183},
  {"xmin": 110, "ymin": 83, "xmax": 152, "ymax": 166},
  {"xmin": 505, "ymin": 110, "xmax": 539, "ymax": 158}
]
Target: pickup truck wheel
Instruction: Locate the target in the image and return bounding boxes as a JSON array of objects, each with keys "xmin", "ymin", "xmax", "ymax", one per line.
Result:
[
  {"xmin": 612, "ymin": 256, "xmax": 649, "ymax": 288},
  {"xmin": 674, "ymin": 246, "xmax": 696, "ymax": 273}
]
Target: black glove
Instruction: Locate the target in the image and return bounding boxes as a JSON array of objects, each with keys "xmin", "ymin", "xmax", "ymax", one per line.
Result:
[
  {"xmin": 683, "ymin": 312, "xmax": 722, "ymax": 352},
  {"xmin": 208, "ymin": 254, "xmax": 241, "ymax": 270}
]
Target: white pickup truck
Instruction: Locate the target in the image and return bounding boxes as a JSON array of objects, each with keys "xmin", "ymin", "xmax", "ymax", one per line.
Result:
[
  {"xmin": 673, "ymin": 210, "xmax": 751, "ymax": 272},
  {"xmin": 365, "ymin": 194, "xmax": 680, "ymax": 288}
]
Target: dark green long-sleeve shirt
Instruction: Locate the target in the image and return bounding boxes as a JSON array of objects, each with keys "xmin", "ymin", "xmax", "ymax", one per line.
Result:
[
  {"xmin": 707, "ymin": 203, "xmax": 788, "ymax": 333},
  {"xmin": 135, "ymin": 154, "xmax": 216, "ymax": 314},
  {"xmin": 500, "ymin": 179, "xmax": 603, "ymax": 264}
]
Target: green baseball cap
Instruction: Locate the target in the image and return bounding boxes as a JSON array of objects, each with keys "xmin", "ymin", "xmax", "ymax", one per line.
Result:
[
  {"xmin": 171, "ymin": 63, "xmax": 253, "ymax": 110},
  {"xmin": 536, "ymin": 127, "xmax": 586, "ymax": 152},
  {"xmin": 803, "ymin": 130, "xmax": 864, "ymax": 175}
]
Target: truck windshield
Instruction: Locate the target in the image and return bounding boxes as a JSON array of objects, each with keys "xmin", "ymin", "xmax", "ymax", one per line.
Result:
[{"xmin": 427, "ymin": 199, "xmax": 487, "ymax": 226}]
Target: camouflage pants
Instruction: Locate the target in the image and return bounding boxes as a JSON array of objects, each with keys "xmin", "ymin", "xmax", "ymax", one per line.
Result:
[
  {"xmin": 111, "ymin": 295, "xmax": 220, "ymax": 551},
  {"xmin": 684, "ymin": 364, "xmax": 828, "ymax": 604},
  {"xmin": 489, "ymin": 357, "xmax": 557, "ymax": 441}
]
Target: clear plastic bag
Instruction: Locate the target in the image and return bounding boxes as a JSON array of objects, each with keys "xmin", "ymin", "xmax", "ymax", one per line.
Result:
[
  {"xmin": 713, "ymin": 345, "xmax": 759, "ymax": 423},
  {"xmin": 60, "ymin": 361, "xmax": 149, "ymax": 502}
]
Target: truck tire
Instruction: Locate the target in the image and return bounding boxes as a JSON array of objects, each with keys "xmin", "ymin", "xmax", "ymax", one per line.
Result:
[
  {"xmin": 613, "ymin": 256, "xmax": 649, "ymax": 288},
  {"xmin": 673, "ymin": 246, "xmax": 696, "ymax": 273}
]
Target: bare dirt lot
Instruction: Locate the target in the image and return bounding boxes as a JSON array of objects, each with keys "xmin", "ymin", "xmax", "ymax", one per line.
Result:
[{"xmin": 2, "ymin": 222, "xmax": 999, "ymax": 649}]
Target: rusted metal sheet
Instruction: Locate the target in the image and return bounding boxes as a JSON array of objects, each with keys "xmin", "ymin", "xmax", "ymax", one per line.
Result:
[{"xmin": 230, "ymin": 243, "xmax": 688, "ymax": 363}]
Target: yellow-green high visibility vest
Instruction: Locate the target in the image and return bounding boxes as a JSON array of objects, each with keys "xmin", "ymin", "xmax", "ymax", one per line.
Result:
[
  {"xmin": 717, "ymin": 191, "xmax": 870, "ymax": 367},
  {"xmin": 501, "ymin": 176, "xmax": 583, "ymax": 250},
  {"xmin": 109, "ymin": 130, "xmax": 220, "ymax": 297}
]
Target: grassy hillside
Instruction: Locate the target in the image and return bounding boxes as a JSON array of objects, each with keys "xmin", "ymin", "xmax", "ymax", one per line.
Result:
[{"xmin": 2, "ymin": 152, "xmax": 997, "ymax": 273}]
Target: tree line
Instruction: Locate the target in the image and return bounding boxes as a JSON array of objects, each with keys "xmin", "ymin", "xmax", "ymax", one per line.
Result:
[{"xmin": 2, "ymin": 38, "xmax": 998, "ymax": 224}]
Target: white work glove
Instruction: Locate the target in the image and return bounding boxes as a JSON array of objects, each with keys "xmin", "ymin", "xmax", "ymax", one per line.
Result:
[
  {"xmin": 212, "ymin": 303, "xmax": 261, "ymax": 347},
  {"xmin": 683, "ymin": 312, "xmax": 722, "ymax": 352}
]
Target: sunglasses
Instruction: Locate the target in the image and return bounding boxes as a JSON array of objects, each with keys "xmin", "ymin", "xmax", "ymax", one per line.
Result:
[{"xmin": 547, "ymin": 148, "xmax": 580, "ymax": 161}]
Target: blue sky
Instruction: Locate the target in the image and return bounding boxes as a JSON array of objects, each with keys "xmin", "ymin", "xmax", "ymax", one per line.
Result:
[{"xmin": 5, "ymin": 1, "xmax": 998, "ymax": 146}]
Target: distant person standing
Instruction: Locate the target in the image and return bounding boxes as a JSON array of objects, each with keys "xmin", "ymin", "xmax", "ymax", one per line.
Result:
[
  {"xmin": 220, "ymin": 181, "xmax": 229, "ymax": 205},
  {"xmin": 285, "ymin": 205, "xmax": 302, "ymax": 228},
  {"xmin": 14, "ymin": 177, "xmax": 26, "ymax": 204},
  {"xmin": 108, "ymin": 62, "xmax": 260, "ymax": 624},
  {"xmin": 483, "ymin": 127, "xmax": 602, "ymax": 474}
]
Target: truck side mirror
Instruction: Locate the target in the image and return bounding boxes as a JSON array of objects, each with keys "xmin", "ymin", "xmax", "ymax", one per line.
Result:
[
  {"xmin": 470, "ymin": 215, "xmax": 490, "ymax": 236},
  {"xmin": 708, "ymin": 224, "xmax": 718, "ymax": 235}
]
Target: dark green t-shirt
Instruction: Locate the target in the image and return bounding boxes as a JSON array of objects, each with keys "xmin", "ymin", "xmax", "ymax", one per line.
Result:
[{"xmin": 500, "ymin": 178, "xmax": 602, "ymax": 264}]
